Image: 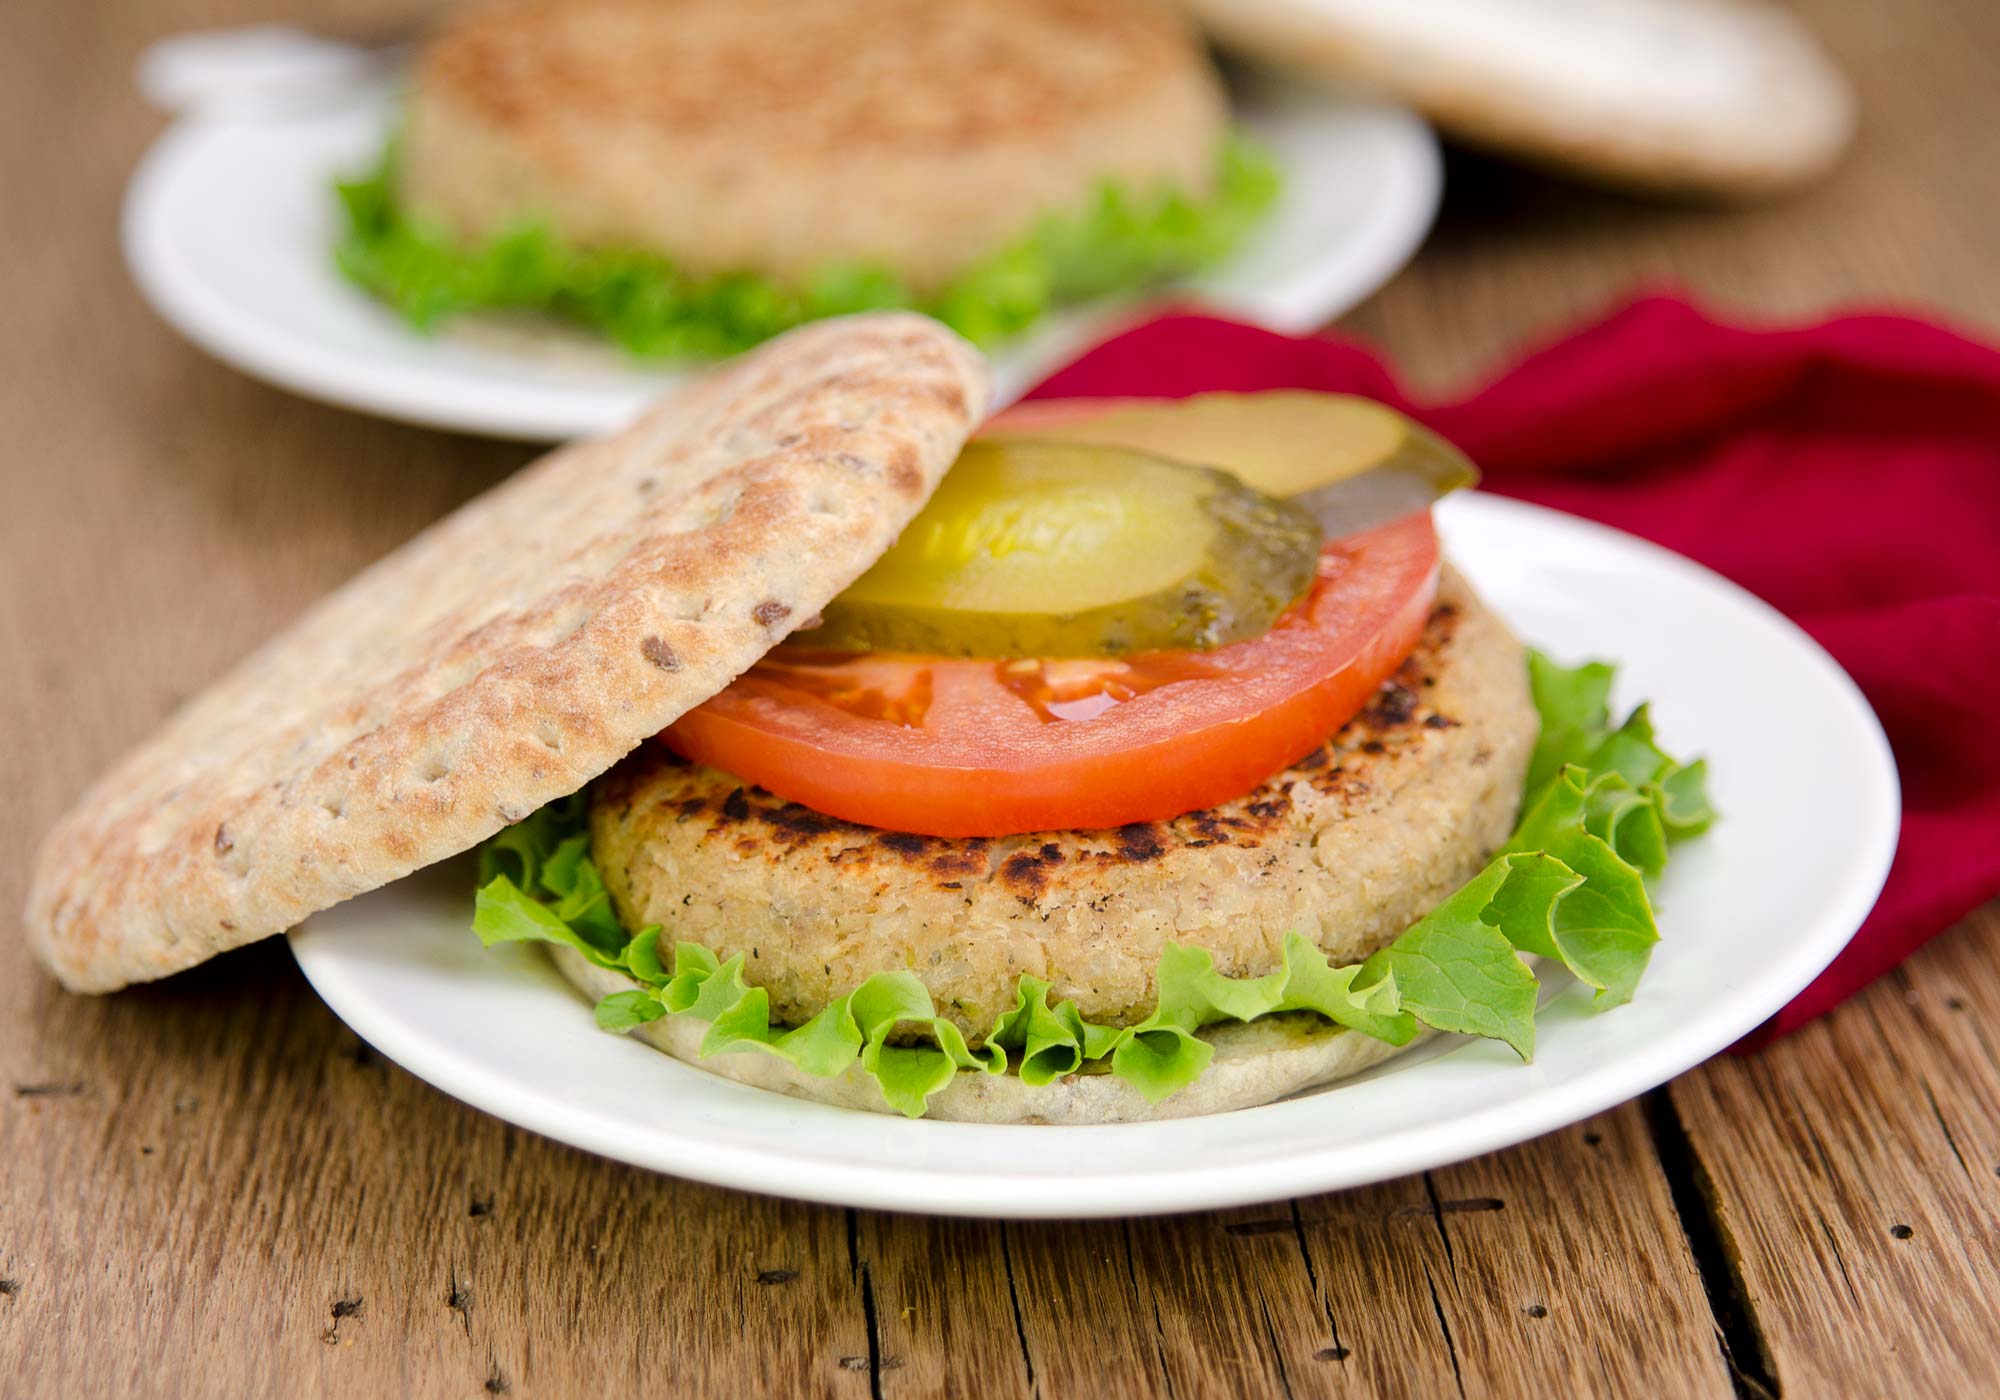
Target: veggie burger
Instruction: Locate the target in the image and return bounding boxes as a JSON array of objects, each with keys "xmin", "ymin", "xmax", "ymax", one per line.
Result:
[
  {"xmin": 340, "ymin": 0, "xmax": 1278, "ymax": 357},
  {"xmin": 26, "ymin": 314, "xmax": 1710, "ymax": 1122}
]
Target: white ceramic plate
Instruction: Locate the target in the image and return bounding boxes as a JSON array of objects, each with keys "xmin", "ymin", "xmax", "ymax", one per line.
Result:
[
  {"xmin": 122, "ymin": 72, "xmax": 1440, "ymax": 440},
  {"xmin": 291, "ymin": 493, "xmax": 1898, "ymax": 1216}
]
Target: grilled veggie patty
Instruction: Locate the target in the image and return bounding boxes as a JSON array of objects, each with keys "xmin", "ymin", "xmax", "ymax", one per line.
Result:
[{"xmin": 589, "ymin": 567, "xmax": 1537, "ymax": 1042}]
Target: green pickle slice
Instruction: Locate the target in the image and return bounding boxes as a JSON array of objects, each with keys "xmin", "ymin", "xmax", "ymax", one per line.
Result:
[
  {"xmin": 809, "ymin": 440, "xmax": 1324, "ymax": 658},
  {"xmin": 981, "ymin": 390, "xmax": 1477, "ymax": 518},
  {"xmin": 980, "ymin": 388, "xmax": 1472, "ymax": 536}
]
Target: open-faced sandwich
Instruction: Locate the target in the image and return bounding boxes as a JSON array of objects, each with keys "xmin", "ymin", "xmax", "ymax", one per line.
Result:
[
  {"xmin": 27, "ymin": 313, "xmax": 1709, "ymax": 1123},
  {"xmin": 337, "ymin": 0, "xmax": 1278, "ymax": 358}
]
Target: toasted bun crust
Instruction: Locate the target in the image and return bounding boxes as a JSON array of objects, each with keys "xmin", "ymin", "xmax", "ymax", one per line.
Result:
[
  {"xmin": 553, "ymin": 942, "xmax": 1427, "ymax": 1123},
  {"xmin": 28, "ymin": 314, "xmax": 986, "ymax": 991},
  {"xmin": 1184, "ymin": 0, "xmax": 1853, "ymax": 196},
  {"xmin": 587, "ymin": 567, "xmax": 1535, "ymax": 1052},
  {"xmin": 400, "ymin": 0, "xmax": 1228, "ymax": 289}
]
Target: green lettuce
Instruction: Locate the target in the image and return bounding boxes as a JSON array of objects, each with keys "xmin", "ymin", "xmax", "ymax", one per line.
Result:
[
  {"xmin": 471, "ymin": 652, "xmax": 1714, "ymax": 1116},
  {"xmin": 335, "ymin": 135, "xmax": 1282, "ymax": 357}
]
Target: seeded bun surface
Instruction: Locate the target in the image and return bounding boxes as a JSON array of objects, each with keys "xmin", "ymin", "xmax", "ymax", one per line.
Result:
[{"xmin": 29, "ymin": 314, "xmax": 986, "ymax": 991}]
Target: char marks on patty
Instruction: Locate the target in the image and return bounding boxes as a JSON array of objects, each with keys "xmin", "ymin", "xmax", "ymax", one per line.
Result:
[{"xmin": 622, "ymin": 599, "xmax": 1468, "ymax": 892}]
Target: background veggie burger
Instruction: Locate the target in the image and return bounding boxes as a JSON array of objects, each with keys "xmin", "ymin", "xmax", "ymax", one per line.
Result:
[
  {"xmin": 339, "ymin": 0, "xmax": 1280, "ymax": 356},
  {"xmin": 26, "ymin": 313, "xmax": 1710, "ymax": 1124}
]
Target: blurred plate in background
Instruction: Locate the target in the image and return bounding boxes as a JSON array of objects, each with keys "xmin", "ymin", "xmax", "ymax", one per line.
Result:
[{"xmin": 123, "ymin": 72, "xmax": 1440, "ymax": 441}]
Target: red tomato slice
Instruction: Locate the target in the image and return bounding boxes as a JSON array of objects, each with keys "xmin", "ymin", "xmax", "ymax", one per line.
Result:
[{"xmin": 662, "ymin": 512, "xmax": 1440, "ymax": 837}]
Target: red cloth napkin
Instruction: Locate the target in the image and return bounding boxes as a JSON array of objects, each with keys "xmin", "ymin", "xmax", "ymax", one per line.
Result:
[{"xmin": 1026, "ymin": 296, "xmax": 2000, "ymax": 1041}]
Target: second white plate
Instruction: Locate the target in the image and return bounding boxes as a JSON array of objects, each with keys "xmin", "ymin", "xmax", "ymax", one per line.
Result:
[
  {"xmin": 291, "ymin": 494, "xmax": 1899, "ymax": 1217},
  {"xmin": 122, "ymin": 73, "xmax": 1440, "ymax": 440}
]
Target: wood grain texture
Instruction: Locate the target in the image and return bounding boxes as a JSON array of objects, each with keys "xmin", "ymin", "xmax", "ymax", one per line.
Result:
[
  {"xmin": 4, "ymin": 0, "xmax": 1999, "ymax": 1396},
  {"xmin": 1671, "ymin": 905, "xmax": 2000, "ymax": 1397}
]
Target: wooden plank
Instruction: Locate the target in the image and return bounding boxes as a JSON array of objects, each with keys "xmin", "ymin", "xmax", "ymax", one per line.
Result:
[
  {"xmin": 1671, "ymin": 904, "xmax": 2000, "ymax": 1397},
  {"xmin": 1422, "ymin": 1107, "xmax": 1734, "ymax": 1398},
  {"xmin": 0, "ymin": 955, "xmax": 874, "ymax": 1398},
  {"xmin": 1116, "ymin": 1206, "xmax": 1328, "ymax": 1396},
  {"xmin": 982, "ymin": 1201, "xmax": 1373, "ymax": 1396},
  {"xmin": 969, "ymin": 1217, "xmax": 1194, "ymax": 1396},
  {"xmin": 1277, "ymin": 1107, "xmax": 1731, "ymax": 1398},
  {"xmin": 855, "ymin": 1214, "xmax": 1036, "ymax": 1397},
  {"xmin": 854, "ymin": 1118, "xmax": 1726, "ymax": 1399}
]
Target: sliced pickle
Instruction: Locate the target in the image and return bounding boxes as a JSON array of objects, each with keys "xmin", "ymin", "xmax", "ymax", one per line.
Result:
[
  {"xmin": 807, "ymin": 440, "xmax": 1323, "ymax": 657},
  {"xmin": 983, "ymin": 390, "xmax": 1477, "ymax": 536}
]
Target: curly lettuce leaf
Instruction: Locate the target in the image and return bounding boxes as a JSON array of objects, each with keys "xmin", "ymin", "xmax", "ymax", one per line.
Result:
[
  {"xmin": 473, "ymin": 874, "xmax": 614, "ymax": 965},
  {"xmin": 987, "ymin": 975, "xmax": 1125, "ymax": 1086},
  {"xmin": 1501, "ymin": 780, "xmax": 1657, "ymax": 1007},
  {"xmin": 1100, "ymin": 935, "xmax": 1420, "ymax": 1102},
  {"xmin": 472, "ymin": 794, "xmax": 625, "ymax": 958},
  {"xmin": 469, "ymin": 650, "xmax": 1714, "ymax": 1115},
  {"xmin": 335, "ymin": 133, "xmax": 1282, "ymax": 356},
  {"xmin": 617, "ymin": 941, "xmax": 1006, "ymax": 1117},
  {"xmin": 1523, "ymin": 651, "xmax": 1616, "ymax": 792},
  {"xmin": 1360, "ymin": 861, "xmax": 1540, "ymax": 1058},
  {"xmin": 1660, "ymin": 758, "xmax": 1717, "ymax": 839}
]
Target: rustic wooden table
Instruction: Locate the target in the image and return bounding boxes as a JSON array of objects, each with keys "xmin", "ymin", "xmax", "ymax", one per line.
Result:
[{"xmin": 6, "ymin": 1, "xmax": 1998, "ymax": 1395}]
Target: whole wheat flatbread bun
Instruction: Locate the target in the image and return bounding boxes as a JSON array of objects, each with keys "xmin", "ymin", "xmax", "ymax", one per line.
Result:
[
  {"xmin": 27, "ymin": 313, "xmax": 987, "ymax": 993},
  {"xmin": 552, "ymin": 945, "xmax": 1424, "ymax": 1124},
  {"xmin": 1185, "ymin": 0, "xmax": 1854, "ymax": 196}
]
